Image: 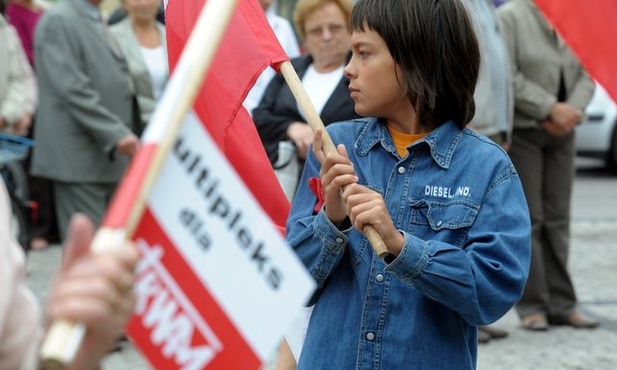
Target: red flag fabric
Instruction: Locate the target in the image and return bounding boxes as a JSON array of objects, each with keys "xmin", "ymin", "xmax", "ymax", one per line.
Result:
[
  {"xmin": 166, "ymin": 0, "xmax": 291, "ymax": 228},
  {"xmin": 534, "ymin": 0, "xmax": 617, "ymax": 102},
  {"xmin": 100, "ymin": 2, "xmax": 316, "ymax": 369}
]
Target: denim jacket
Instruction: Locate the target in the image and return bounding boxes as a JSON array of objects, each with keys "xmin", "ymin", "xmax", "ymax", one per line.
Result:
[{"xmin": 287, "ymin": 118, "xmax": 531, "ymax": 369}]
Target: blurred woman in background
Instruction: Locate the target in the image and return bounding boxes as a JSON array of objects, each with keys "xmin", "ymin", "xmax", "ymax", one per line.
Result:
[
  {"xmin": 111, "ymin": 0, "xmax": 168, "ymax": 131},
  {"xmin": 253, "ymin": 0, "xmax": 359, "ymax": 200},
  {"xmin": 5, "ymin": 0, "xmax": 45, "ymax": 67},
  {"xmin": 0, "ymin": 10, "xmax": 36, "ymax": 136},
  {"xmin": 3, "ymin": 0, "xmax": 58, "ymax": 252}
]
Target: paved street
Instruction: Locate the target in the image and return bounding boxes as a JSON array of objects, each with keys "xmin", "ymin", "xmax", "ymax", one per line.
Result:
[
  {"xmin": 26, "ymin": 158, "xmax": 617, "ymax": 369},
  {"xmin": 477, "ymin": 159, "xmax": 617, "ymax": 370}
]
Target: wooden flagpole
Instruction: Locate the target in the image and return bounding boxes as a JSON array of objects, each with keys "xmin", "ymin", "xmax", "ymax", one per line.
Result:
[
  {"xmin": 39, "ymin": 0, "xmax": 242, "ymax": 367},
  {"xmin": 278, "ymin": 61, "xmax": 390, "ymax": 258}
]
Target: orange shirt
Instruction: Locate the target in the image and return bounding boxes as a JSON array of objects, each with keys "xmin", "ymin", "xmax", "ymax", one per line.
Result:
[{"xmin": 387, "ymin": 125, "xmax": 428, "ymax": 158}]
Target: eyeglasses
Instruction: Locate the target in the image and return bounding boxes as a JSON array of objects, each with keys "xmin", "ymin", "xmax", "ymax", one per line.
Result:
[{"xmin": 306, "ymin": 23, "xmax": 347, "ymax": 39}]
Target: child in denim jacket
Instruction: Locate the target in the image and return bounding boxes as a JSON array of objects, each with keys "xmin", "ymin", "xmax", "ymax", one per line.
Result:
[{"xmin": 286, "ymin": 0, "xmax": 531, "ymax": 368}]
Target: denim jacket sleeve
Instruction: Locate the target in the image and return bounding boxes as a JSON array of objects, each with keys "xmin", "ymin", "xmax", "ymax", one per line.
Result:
[
  {"xmin": 386, "ymin": 166, "xmax": 531, "ymax": 325},
  {"xmin": 285, "ymin": 150, "xmax": 352, "ymax": 303}
]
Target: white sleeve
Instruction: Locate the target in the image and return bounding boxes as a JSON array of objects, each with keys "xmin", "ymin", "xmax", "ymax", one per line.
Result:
[{"xmin": 0, "ymin": 180, "xmax": 42, "ymax": 370}]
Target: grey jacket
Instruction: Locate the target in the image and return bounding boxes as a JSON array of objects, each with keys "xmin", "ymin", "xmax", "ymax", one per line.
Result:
[
  {"xmin": 110, "ymin": 17, "xmax": 168, "ymax": 127},
  {"xmin": 0, "ymin": 14, "xmax": 37, "ymax": 131},
  {"xmin": 498, "ymin": 0, "xmax": 595, "ymax": 129},
  {"xmin": 467, "ymin": 0, "xmax": 513, "ymax": 142},
  {"xmin": 30, "ymin": 0, "xmax": 135, "ymax": 182}
]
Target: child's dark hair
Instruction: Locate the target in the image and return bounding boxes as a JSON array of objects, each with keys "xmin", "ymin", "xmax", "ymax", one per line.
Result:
[{"xmin": 351, "ymin": 0, "xmax": 480, "ymax": 129}]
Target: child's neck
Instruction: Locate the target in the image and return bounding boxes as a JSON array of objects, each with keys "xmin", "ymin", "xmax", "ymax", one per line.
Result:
[{"xmin": 386, "ymin": 114, "xmax": 428, "ymax": 135}]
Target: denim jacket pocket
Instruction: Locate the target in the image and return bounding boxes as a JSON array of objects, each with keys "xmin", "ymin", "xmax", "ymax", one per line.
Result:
[{"xmin": 409, "ymin": 199, "xmax": 479, "ymax": 248}]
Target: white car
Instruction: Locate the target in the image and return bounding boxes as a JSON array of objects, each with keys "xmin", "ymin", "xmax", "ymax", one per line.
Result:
[{"xmin": 576, "ymin": 84, "xmax": 617, "ymax": 169}]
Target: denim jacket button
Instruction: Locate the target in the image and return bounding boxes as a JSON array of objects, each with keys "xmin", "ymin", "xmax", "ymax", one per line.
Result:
[
  {"xmin": 366, "ymin": 332, "xmax": 375, "ymax": 341},
  {"xmin": 376, "ymin": 274, "xmax": 384, "ymax": 282},
  {"xmin": 335, "ymin": 237, "xmax": 344, "ymax": 244},
  {"xmin": 397, "ymin": 166, "xmax": 406, "ymax": 174},
  {"xmin": 436, "ymin": 220, "xmax": 443, "ymax": 227}
]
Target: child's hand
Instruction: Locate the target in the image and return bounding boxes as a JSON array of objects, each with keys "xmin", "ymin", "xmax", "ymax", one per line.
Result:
[
  {"xmin": 312, "ymin": 129, "xmax": 358, "ymax": 227},
  {"xmin": 342, "ymin": 184, "xmax": 405, "ymax": 255}
]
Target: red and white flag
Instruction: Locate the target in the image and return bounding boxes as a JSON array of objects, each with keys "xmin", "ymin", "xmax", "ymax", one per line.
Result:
[
  {"xmin": 166, "ymin": 0, "xmax": 291, "ymax": 228},
  {"xmin": 534, "ymin": 0, "xmax": 617, "ymax": 102},
  {"xmin": 102, "ymin": 0, "xmax": 315, "ymax": 369}
]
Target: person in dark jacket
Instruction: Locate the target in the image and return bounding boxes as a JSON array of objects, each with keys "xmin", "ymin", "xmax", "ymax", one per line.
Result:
[{"xmin": 252, "ymin": 0, "xmax": 360, "ymax": 200}]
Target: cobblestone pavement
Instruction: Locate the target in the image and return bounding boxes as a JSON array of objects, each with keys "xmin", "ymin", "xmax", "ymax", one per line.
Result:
[
  {"xmin": 476, "ymin": 222, "xmax": 617, "ymax": 370},
  {"xmin": 26, "ymin": 160, "xmax": 617, "ymax": 369}
]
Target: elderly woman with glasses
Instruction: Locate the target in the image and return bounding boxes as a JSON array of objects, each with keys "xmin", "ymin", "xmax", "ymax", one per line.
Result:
[{"xmin": 252, "ymin": 0, "xmax": 360, "ymax": 200}]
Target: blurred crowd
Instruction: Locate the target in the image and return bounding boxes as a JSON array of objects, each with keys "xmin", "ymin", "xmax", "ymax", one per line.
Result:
[
  {"xmin": 3, "ymin": 0, "xmax": 539, "ymax": 250},
  {"xmin": 0, "ymin": 0, "xmax": 601, "ymax": 369},
  {"xmin": 0, "ymin": 0, "xmax": 159, "ymax": 368},
  {"xmin": 1, "ymin": 0, "xmax": 167, "ymax": 250}
]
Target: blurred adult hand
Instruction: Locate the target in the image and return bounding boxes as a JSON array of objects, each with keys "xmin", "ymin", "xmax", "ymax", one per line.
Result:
[
  {"xmin": 287, "ymin": 122, "xmax": 314, "ymax": 159},
  {"xmin": 13, "ymin": 113, "xmax": 32, "ymax": 136},
  {"xmin": 116, "ymin": 134, "xmax": 140, "ymax": 157},
  {"xmin": 542, "ymin": 119, "xmax": 569, "ymax": 137},
  {"xmin": 549, "ymin": 102, "xmax": 581, "ymax": 130},
  {"xmin": 44, "ymin": 214, "xmax": 139, "ymax": 370},
  {"xmin": 0, "ymin": 117, "xmax": 6, "ymax": 131}
]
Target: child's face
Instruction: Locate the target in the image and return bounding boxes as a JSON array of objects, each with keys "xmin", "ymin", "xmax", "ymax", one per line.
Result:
[{"xmin": 345, "ymin": 29, "xmax": 410, "ymax": 121}]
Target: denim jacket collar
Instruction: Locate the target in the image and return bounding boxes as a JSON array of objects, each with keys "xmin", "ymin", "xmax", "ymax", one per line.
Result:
[{"xmin": 355, "ymin": 117, "xmax": 464, "ymax": 169}]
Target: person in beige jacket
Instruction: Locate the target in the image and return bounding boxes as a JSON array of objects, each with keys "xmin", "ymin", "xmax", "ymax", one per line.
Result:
[
  {"xmin": 0, "ymin": 178, "xmax": 139, "ymax": 370},
  {"xmin": 110, "ymin": 0, "xmax": 168, "ymax": 131},
  {"xmin": 0, "ymin": 13, "xmax": 36, "ymax": 136},
  {"xmin": 498, "ymin": 0, "xmax": 597, "ymax": 331}
]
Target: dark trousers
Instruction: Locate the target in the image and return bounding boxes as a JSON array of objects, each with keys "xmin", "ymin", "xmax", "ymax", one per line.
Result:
[
  {"xmin": 28, "ymin": 175, "xmax": 59, "ymax": 243},
  {"xmin": 53, "ymin": 182, "xmax": 117, "ymax": 241},
  {"xmin": 509, "ymin": 128, "xmax": 578, "ymax": 318},
  {"xmin": 24, "ymin": 134, "xmax": 60, "ymax": 245}
]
